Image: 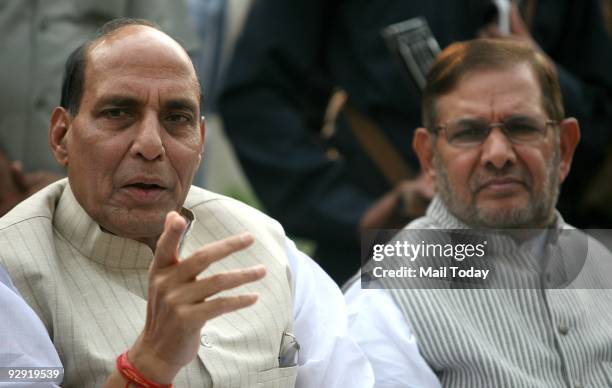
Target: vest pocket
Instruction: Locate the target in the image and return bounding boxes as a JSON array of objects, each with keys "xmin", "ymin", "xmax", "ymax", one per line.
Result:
[{"xmin": 256, "ymin": 365, "xmax": 298, "ymax": 387}]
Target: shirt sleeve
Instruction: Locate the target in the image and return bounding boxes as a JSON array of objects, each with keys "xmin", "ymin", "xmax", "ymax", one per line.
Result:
[
  {"xmin": 344, "ymin": 280, "xmax": 442, "ymax": 388},
  {"xmin": 0, "ymin": 266, "xmax": 62, "ymax": 387},
  {"xmin": 285, "ymin": 238, "xmax": 374, "ymax": 388}
]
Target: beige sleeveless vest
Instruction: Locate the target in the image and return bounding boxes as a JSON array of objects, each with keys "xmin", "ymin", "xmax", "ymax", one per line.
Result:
[{"xmin": 0, "ymin": 179, "xmax": 296, "ymax": 387}]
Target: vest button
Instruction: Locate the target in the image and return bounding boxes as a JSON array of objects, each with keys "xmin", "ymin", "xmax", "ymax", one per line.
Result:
[
  {"xmin": 558, "ymin": 323, "xmax": 570, "ymax": 335},
  {"xmin": 200, "ymin": 334, "xmax": 213, "ymax": 348}
]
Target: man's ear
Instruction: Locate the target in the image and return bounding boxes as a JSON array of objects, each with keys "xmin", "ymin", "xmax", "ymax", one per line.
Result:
[
  {"xmin": 558, "ymin": 117, "xmax": 580, "ymax": 183},
  {"xmin": 49, "ymin": 107, "xmax": 71, "ymax": 167},
  {"xmin": 199, "ymin": 115, "xmax": 206, "ymax": 148},
  {"xmin": 413, "ymin": 127, "xmax": 436, "ymax": 182},
  {"xmin": 197, "ymin": 115, "xmax": 206, "ymax": 164}
]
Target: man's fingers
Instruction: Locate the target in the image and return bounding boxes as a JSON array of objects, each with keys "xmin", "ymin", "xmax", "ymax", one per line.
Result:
[
  {"xmin": 413, "ymin": 174, "xmax": 435, "ymax": 199},
  {"xmin": 154, "ymin": 212, "xmax": 187, "ymax": 270},
  {"xmin": 176, "ymin": 233, "xmax": 255, "ymax": 281},
  {"xmin": 478, "ymin": 24, "xmax": 503, "ymax": 39},
  {"xmin": 9, "ymin": 161, "xmax": 27, "ymax": 191},
  {"xmin": 192, "ymin": 293, "xmax": 259, "ymax": 322},
  {"xmin": 168, "ymin": 265, "xmax": 266, "ymax": 304},
  {"xmin": 23, "ymin": 171, "xmax": 62, "ymax": 193}
]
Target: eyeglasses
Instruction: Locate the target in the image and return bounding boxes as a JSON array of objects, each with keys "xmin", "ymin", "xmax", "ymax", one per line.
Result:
[{"xmin": 435, "ymin": 116, "xmax": 558, "ymax": 148}]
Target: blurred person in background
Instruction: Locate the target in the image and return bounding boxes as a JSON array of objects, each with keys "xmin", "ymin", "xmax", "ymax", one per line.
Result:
[
  {"xmin": 604, "ymin": 0, "xmax": 612, "ymax": 34},
  {"xmin": 188, "ymin": 0, "xmax": 226, "ymax": 115},
  {"xmin": 219, "ymin": 0, "xmax": 612, "ymax": 284}
]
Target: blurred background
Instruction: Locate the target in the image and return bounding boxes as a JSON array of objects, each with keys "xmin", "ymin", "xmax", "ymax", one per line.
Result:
[{"xmin": 1, "ymin": 0, "xmax": 611, "ymax": 285}]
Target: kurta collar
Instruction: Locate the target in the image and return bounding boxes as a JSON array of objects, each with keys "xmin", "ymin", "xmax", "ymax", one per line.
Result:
[
  {"xmin": 423, "ymin": 196, "xmax": 568, "ymax": 269},
  {"xmin": 425, "ymin": 196, "xmax": 566, "ymax": 235},
  {"xmin": 411, "ymin": 196, "xmax": 575, "ymax": 288},
  {"xmin": 53, "ymin": 182, "xmax": 194, "ymax": 269}
]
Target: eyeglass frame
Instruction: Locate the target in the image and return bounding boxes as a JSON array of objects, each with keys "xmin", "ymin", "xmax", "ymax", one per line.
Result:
[{"xmin": 433, "ymin": 116, "xmax": 559, "ymax": 148}]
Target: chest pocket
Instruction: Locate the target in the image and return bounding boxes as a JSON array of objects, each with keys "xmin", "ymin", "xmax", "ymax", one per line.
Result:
[{"xmin": 256, "ymin": 366, "xmax": 298, "ymax": 388}]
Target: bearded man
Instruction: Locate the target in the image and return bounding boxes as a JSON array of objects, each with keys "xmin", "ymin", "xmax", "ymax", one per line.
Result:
[{"xmin": 345, "ymin": 39, "xmax": 612, "ymax": 388}]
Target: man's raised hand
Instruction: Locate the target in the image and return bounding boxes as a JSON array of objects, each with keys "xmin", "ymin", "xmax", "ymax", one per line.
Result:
[{"xmin": 127, "ymin": 211, "xmax": 266, "ymax": 384}]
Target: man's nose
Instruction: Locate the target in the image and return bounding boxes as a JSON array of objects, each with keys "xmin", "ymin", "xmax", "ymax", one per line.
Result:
[
  {"xmin": 480, "ymin": 127, "xmax": 517, "ymax": 170},
  {"xmin": 131, "ymin": 113, "xmax": 165, "ymax": 161}
]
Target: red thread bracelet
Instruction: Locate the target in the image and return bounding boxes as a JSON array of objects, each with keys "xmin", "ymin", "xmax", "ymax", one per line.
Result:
[{"xmin": 116, "ymin": 351, "xmax": 173, "ymax": 388}]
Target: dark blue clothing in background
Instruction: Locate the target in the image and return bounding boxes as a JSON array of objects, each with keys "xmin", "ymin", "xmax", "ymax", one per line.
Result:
[{"xmin": 219, "ymin": 0, "xmax": 612, "ymax": 283}]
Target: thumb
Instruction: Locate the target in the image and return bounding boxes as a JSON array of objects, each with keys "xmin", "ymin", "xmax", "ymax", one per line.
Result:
[{"xmin": 153, "ymin": 211, "xmax": 187, "ymax": 270}]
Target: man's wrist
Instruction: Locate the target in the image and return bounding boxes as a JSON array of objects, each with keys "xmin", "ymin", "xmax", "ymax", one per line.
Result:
[{"xmin": 126, "ymin": 339, "xmax": 181, "ymax": 385}]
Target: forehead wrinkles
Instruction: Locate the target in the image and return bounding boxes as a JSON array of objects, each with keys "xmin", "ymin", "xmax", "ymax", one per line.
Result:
[
  {"xmin": 84, "ymin": 47, "xmax": 199, "ymax": 110},
  {"xmin": 488, "ymin": 93, "xmax": 497, "ymax": 119},
  {"xmin": 441, "ymin": 81, "xmax": 542, "ymax": 123}
]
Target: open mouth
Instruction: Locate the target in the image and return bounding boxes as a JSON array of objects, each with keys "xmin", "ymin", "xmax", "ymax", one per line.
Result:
[
  {"xmin": 122, "ymin": 181, "xmax": 167, "ymax": 202},
  {"xmin": 127, "ymin": 183, "xmax": 164, "ymax": 190}
]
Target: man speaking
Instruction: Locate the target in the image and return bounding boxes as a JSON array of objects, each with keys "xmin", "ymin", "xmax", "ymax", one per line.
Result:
[{"xmin": 0, "ymin": 19, "xmax": 372, "ymax": 387}]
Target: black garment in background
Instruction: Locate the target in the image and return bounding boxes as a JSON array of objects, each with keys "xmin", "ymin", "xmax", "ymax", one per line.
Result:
[{"xmin": 219, "ymin": 0, "xmax": 612, "ymax": 284}]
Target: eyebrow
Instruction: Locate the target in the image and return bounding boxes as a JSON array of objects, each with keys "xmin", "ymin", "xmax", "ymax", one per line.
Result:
[
  {"xmin": 92, "ymin": 96, "xmax": 199, "ymax": 114},
  {"xmin": 455, "ymin": 114, "xmax": 541, "ymax": 122},
  {"xmin": 163, "ymin": 98, "xmax": 198, "ymax": 114},
  {"xmin": 94, "ymin": 95, "xmax": 141, "ymax": 110},
  {"xmin": 501, "ymin": 114, "xmax": 541, "ymax": 121}
]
